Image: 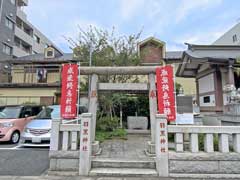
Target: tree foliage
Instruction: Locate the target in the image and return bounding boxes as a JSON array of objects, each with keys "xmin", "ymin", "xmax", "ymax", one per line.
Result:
[
  {"xmin": 66, "ymin": 26, "xmax": 142, "ymax": 67},
  {"xmin": 65, "ymin": 26, "xmax": 143, "ymax": 83}
]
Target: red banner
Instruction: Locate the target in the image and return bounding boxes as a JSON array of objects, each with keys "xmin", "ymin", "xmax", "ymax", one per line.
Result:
[
  {"xmin": 156, "ymin": 65, "xmax": 176, "ymax": 121},
  {"xmin": 60, "ymin": 64, "xmax": 78, "ymax": 119}
]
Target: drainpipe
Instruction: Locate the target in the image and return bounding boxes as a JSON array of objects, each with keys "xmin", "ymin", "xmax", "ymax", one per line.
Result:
[{"xmin": 0, "ymin": 0, "xmax": 3, "ymax": 24}]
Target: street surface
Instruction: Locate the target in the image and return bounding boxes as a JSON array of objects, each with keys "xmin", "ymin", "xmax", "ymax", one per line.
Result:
[{"xmin": 0, "ymin": 142, "xmax": 49, "ymax": 176}]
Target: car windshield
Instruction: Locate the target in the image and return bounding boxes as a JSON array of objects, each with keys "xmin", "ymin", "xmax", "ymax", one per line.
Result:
[
  {"xmin": 36, "ymin": 106, "xmax": 60, "ymax": 119},
  {"xmin": 0, "ymin": 107, "xmax": 22, "ymax": 119}
]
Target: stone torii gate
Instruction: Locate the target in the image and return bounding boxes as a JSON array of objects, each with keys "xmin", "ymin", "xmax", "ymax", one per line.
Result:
[{"xmin": 80, "ymin": 66, "xmax": 158, "ymax": 154}]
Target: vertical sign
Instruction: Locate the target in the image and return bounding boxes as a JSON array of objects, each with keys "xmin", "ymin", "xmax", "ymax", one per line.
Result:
[
  {"xmin": 79, "ymin": 113, "xmax": 92, "ymax": 175},
  {"xmin": 155, "ymin": 114, "xmax": 169, "ymax": 176},
  {"xmin": 60, "ymin": 64, "xmax": 78, "ymax": 119},
  {"xmin": 156, "ymin": 65, "xmax": 176, "ymax": 121}
]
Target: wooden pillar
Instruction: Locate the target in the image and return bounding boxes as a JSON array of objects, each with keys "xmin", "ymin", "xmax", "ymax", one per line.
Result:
[
  {"xmin": 214, "ymin": 69, "xmax": 223, "ymax": 112},
  {"xmin": 149, "ymin": 73, "xmax": 157, "ymax": 143},
  {"xmin": 196, "ymin": 79, "xmax": 200, "ymax": 106}
]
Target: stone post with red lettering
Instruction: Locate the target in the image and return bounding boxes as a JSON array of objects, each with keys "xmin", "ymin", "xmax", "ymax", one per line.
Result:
[
  {"xmin": 155, "ymin": 114, "xmax": 169, "ymax": 177},
  {"xmin": 79, "ymin": 113, "xmax": 92, "ymax": 175}
]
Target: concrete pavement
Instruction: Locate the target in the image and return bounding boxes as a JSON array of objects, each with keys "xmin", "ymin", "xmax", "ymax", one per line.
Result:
[
  {"xmin": 0, "ymin": 176, "xmax": 233, "ymax": 180},
  {"xmin": 0, "ymin": 149, "xmax": 49, "ymax": 176}
]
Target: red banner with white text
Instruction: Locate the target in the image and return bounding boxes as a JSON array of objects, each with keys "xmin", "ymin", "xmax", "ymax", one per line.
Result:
[
  {"xmin": 156, "ymin": 65, "xmax": 176, "ymax": 121},
  {"xmin": 60, "ymin": 64, "xmax": 78, "ymax": 119}
]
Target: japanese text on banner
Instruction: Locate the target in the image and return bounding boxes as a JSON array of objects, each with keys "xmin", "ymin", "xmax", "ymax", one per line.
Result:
[
  {"xmin": 156, "ymin": 65, "xmax": 176, "ymax": 121},
  {"xmin": 60, "ymin": 64, "xmax": 78, "ymax": 119}
]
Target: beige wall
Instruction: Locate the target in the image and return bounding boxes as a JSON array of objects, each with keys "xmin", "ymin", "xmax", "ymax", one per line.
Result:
[
  {"xmin": 176, "ymin": 77, "xmax": 196, "ymax": 95},
  {"xmin": 0, "ymin": 88, "xmax": 58, "ymax": 105},
  {"xmin": 11, "ymin": 65, "xmax": 60, "ymax": 84}
]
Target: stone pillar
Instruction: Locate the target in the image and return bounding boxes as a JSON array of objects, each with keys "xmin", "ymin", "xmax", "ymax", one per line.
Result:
[
  {"xmin": 149, "ymin": 73, "xmax": 158, "ymax": 143},
  {"xmin": 155, "ymin": 114, "xmax": 168, "ymax": 177},
  {"xmin": 190, "ymin": 133, "xmax": 199, "ymax": 153},
  {"xmin": 88, "ymin": 74, "xmax": 98, "ymax": 142},
  {"xmin": 219, "ymin": 134, "xmax": 229, "ymax": 153},
  {"xmin": 79, "ymin": 113, "xmax": 92, "ymax": 175},
  {"xmin": 50, "ymin": 119, "xmax": 60, "ymax": 151},
  {"xmin": 233, "ymin": 134, "xmax": 240, "ymax": 153},
  {"xmin": 228, "ymin": 63, "xmax": 235, "ymax": 85},
  {"xmin": 204, "ymin": 134, "xmax": 214, "ymax": 153},
  {"xmin": 175, "ymin": 133, "xmax": 183, "ymax": 152}
]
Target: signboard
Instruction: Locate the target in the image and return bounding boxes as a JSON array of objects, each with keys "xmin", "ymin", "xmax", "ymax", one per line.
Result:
[
  {"xmin": 176, "ymin": 113, "xmax": 194, "ymax": 124},
  {"xmin": 60, "ymin": 64, "xmax": 78, "ymax": 119},
  {"xmin": 156, "ymin": 65, "xmax": 176, "ymax": 121}
]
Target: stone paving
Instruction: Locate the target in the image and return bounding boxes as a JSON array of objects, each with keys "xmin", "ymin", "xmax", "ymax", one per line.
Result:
[
  {"xmin": 98, "ymin": 134, "xmax": 152, "ymax": 160},
  {"xmin": 0, "ymin": 176, "xmax": 231, "ymax": 180}
]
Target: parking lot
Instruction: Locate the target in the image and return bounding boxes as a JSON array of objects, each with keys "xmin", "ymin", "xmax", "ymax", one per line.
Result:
[{"xmin": 0, "ymin": 142, "xmax": 49, "ymax": 176}]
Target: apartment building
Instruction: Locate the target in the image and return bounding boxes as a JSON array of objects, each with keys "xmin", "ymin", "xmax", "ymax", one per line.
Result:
[
  {"xmin": 0, "ymin": 0, "xmax": 61, "ymax": 82},
  {"xmin": 213, "ymin": 22, "xmax": 240, "ymax": 45}
]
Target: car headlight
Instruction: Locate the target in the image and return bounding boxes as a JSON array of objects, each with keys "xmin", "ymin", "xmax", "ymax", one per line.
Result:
[
  {"xmin": 24, "ymin": 128, "xmax": 30, "ymax": 133},
  {"xmin": 0, "ymin": 122, "xmax": 14, "ymax": 128}
]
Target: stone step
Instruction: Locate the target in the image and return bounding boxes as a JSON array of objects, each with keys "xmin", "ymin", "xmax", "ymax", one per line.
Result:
[
  {"xmin": 92, "ymin": 158, "xmax": 156, "ymax": 168},
  {"xmin": 89, "ymin": 167, "xmax": 158, "ymax": 177},
  {"xmin": 48, "ymin": 170, "xmax": 78, "ymax": 176}
]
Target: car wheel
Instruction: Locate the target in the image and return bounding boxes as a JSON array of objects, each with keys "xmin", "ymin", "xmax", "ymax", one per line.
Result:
[{"xmin": 10, "ymin": 131, "xmax": 20, "ymax": 144}]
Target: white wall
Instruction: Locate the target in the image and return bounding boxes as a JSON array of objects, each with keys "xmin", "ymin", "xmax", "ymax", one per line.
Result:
[
  {"xmin": 198, "ymin": 73, "xmax": 215, "ymax": 93},
  {"xmin": 198, "ymin": 73, "xmax": 216, "ymax": 107},
  {"xmin": 213, "ymin": 23, "xmax": 240, "ymax": 45}
]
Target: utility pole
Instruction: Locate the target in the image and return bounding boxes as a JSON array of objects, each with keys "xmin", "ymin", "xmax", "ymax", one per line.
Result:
[{"xmin": 88, "ymin": 41, "xmax": 93, "ymax": 98}]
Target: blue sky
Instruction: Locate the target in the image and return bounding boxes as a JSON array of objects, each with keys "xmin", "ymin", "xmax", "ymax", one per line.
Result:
[{"xmin": 25, "ymin": 0, "xmax": 240, "ymax": 53}]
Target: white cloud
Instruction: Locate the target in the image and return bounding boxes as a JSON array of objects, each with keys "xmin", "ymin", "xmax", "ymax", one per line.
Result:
[
  {"xmin": 176, "ymin": 0, "xmax": 223, "ymax": 23},
  {"xmin": 120, "ymin": 0, "xmax": 146, "ymax": 20},
  {"xmin": 176, "ymin": 29, "xmax": 228, "ymax": 45}
]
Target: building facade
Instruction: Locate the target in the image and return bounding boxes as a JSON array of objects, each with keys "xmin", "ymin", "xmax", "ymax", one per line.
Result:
[
  {"xmin": 177, "ymin": 44, "xmax": 240, "ymax": 113},
  {"xmin": 0, "ymin": 0, "xmax": 61, "ymax": 82},
  {"xmin": 213, "ymin": 22, "xmax": 240, "ymax": 45},
  {"xmin": 0, "ymin": 47, "xmax": 75, "ymax": 106},
  {"xmin": 138, "ymin": 37, "xmax": 196, "ymax": 96}
]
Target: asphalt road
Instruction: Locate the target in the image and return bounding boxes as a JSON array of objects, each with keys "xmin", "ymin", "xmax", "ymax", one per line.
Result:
[{"xmin": 0, "ymin": 143, "xmax": 49, "ymax": 176}]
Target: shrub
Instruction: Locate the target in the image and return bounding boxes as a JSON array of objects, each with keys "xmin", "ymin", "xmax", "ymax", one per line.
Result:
[{"xmin": 96, "ymin": 115, "xmax": 119, "ymax": 131}]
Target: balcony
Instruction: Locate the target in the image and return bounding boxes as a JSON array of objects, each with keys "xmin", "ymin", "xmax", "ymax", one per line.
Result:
[
  {"xmin": 18, "ymin": 0, "xmax": 28, "ymax": 6},
  {"xmin": 16, "ymin": 7, "xmax": 27, "ymax": 21},
  {"xmin": 15, "ymin": 26, "xmax": 33, "ymax": 47},
  {"xmin": 13, "ymin": 46, "xmax": 29, "ymax": 57}
]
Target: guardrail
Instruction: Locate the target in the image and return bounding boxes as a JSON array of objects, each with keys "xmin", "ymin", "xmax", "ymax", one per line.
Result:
[
  {"xmin": 50, "ymin": 119, "xmax": 81, "ymax": 151},
  {"xmin": 168, "ymin": 125, "xmax": 240, "ymax": 153}
]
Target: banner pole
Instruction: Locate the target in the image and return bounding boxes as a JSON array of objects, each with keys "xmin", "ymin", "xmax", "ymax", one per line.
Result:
[
  {"xmin": 172, "ymin": 64, "xmax": 178, "ymax": 126},
  {"xmin": 77, "ymin": 62, "xmax": 81, "ymax": 124}
]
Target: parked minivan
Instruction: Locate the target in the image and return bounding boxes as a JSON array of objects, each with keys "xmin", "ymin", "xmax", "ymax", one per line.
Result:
[{"xmin": 0, "ymin": 105, "xmax": 43, "ymax": 143}]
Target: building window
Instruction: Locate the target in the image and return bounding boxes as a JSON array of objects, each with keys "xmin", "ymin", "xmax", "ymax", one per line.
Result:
[
  {"xmin": 33, "ymin": 35, "xmax": 40, "ymax": 44},
  {"xmin": 47, "ymin": 50, "xmax": 53, "ymax": 57},
  {"xmin": 203, "ymin": 96, "xmax": 210, "ymax": 103},
  {"xmin": 36, "ymin": 68, "xmax": 47, "ymax": 83},
  {"xmin": 3, "ymin": 44, "xmax": 12, "ymax": 55},
  {"xmin": 5, "ymin": 18, "xmax": 14, "ymax": 30},
  {"xmin": 10, "ymin": 0, "xmax": 16, "ymax": 5},
  {"xmin": 233, "ymin": 34, "xmax": 238, "ymax": 43}
]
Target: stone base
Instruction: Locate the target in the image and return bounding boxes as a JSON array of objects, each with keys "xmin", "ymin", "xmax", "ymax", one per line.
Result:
[
  {"xmin": 145, "ymin": 141, "xmax": 156, "ymax": 157},
  {"xmin": 92, "ymin": 141, "xmax": 101, "ymax": 156}
]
